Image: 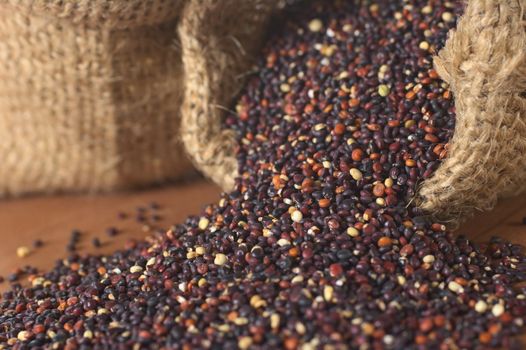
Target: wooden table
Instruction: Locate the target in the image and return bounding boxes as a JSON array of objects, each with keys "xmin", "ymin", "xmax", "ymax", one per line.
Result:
[
  {"xmin": 0, "ymin": 180, "xmax": 222, "ymax": 286},
  {"xmin": 0, "ymin": 180, "xmax": 525, "ymax": 287}
]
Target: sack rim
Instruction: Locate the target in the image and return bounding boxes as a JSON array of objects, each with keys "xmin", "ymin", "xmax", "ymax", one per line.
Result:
[{"xmin": 2, "ymin": 0, "xmax": 184, "ymax": 29}]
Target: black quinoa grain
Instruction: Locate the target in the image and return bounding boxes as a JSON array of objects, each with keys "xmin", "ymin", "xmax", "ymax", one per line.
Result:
[
  {"xmin": 32, "ymin": 239, "xmax": 43, "ymax": 248},
  {"xmin": 66, "ymin": 242, "xmax": 76, "ymax": 252},
  {"xmin": 105, "ymin": 227, "xmax": 119, "ymax": 237},
  {"xmin": 70, "ymin": 229, "xmax": 81, "ymax": 240},
  {"xmin": 92, "ymin": 238, "xmax": 102, "ymax": 248},
  {"xmin": 7, "ymin": 273, "xmax": 19, "ymax": 283}
]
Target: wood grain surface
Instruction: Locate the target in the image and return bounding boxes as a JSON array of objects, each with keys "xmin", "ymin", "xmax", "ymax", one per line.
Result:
[
  {"xmin": 0, "ymin": 180, "xmax": 525, "ymax": 343},
  {"xmin": 0, "ymin": 180, "xmax": 222, "ymax": 288}
]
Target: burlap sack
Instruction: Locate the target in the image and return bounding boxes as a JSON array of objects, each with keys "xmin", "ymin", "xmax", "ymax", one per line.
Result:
[
  {"xmin": 183, "ymin": 0, "xmax": 526, "ymax": 223},
  {"xmin": 0, "ymin": 0, "xmax": 281, "ymax": 197},
  {"xmin": 179, "ymin": 0, "xmax": 281, "ymax": 190},
  {"xmin": 0, "ymin": 0, "xmax": 191, "ymax": 196},
  {"xmin": 416, "ymin": 0, "xmax": 526, "ymax": 222}
]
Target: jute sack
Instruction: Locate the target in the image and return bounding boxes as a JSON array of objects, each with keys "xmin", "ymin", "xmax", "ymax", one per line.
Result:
[
  {"xmin": 0, "ymin": 0, "xmax": 281, "ymax": 197},
  {"xmin": 415, "ymin": 0, "xmax": 526, "ymax": 222},
  {"xmin": 182, "ymin": 0, "xmax": 526, "ymax": 223},
  {"xmin": 0, "ymin": 0, "xmax": 191, "ymax": 196},
  {"xmin": 180, "ymin": 0, "xmax": 281, "ymax": 190}
]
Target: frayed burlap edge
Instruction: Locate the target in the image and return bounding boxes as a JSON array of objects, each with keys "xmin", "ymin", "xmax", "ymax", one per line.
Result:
[
  {"xmin": 415, "ymin": 0, "xmax": 526, "ymax": 223},
  {"xmin": 179, "ymin": 0, "xmax": 281, "ymax": 191}
]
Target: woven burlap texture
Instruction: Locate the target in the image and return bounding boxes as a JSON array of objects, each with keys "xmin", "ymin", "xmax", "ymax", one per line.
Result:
[
  {"xmin": 416, "ymin": 0, "xmax": 526, "ymax": 222},
  {"xmin": 179, "ymin": 0, "xmax": 281, "ymax": 191},
  {"xmin": 0, "ymin": 1, "xmax": 191, "ymax": 196},
  {"xmin": 3, "ymin": 0, "xmax": 183, "ymax": 28}
]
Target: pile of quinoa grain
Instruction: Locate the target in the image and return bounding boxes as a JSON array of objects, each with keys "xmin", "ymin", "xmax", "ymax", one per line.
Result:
[{"xmin": 1, "ymin": 1, "xmax": 525, "ymax": 349}]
